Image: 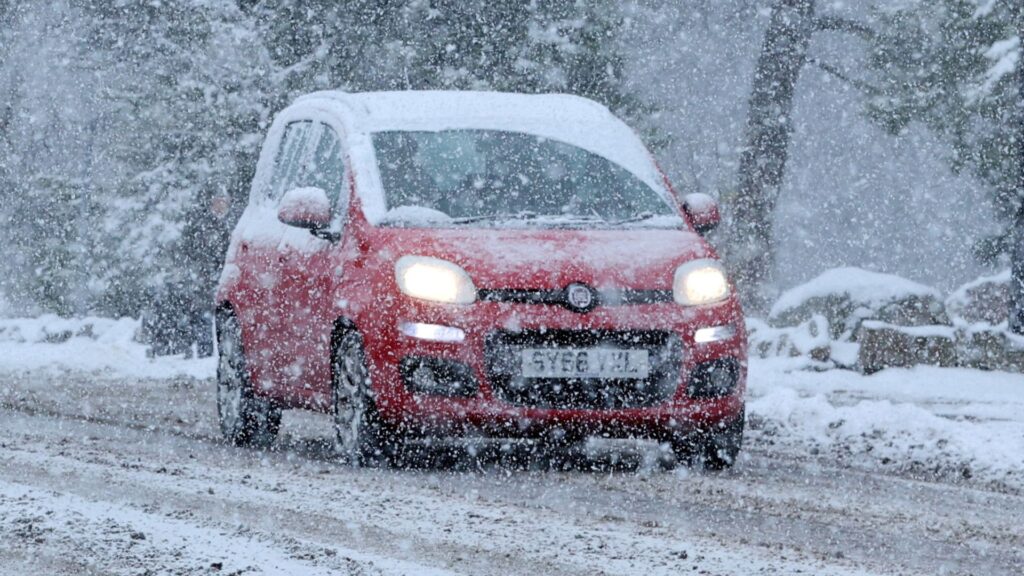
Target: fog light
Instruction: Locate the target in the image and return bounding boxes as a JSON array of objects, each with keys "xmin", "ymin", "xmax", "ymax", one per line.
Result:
[
  {"xmin": 411, "ymin": 364, "xmax": 440, "ymax": 390},
  {"xmin": 693, "ymin": 324, "xmax": 736, "ymax": 344},
  {"xmin": 399, "ymin": 321, "xmax": 465, "ymax": 343},
  {"xmin": 688, "ymin": 358, "xmax": 740, "ymax": 398},
  {"xmin": 400, "ymin": 356, "xmax": 478, "ymax": 397}
]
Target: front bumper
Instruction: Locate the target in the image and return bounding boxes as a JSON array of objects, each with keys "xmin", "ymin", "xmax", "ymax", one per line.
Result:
[{"xmin": 361, "ymin": 297, "xmax": 747, "ymax": 439}]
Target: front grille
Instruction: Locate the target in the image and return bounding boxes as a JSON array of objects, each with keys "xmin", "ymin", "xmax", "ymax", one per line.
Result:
[
  {"xmin": 478, "ymin": 288, "xmax": 673, "ymax": 310},
  {"xmin": 484, "ymin": 329, "xmax": 683, "ymax": 409}
]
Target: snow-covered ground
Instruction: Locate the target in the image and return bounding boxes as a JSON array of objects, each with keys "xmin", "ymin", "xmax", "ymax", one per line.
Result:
[
  {"xmin": 750, "ymin": 360, "xmax": 1024, "ymax": 492},
  {"xmin": 0, "ymin": 315, "xmax": 214, "ymax": 379},
  {"xmin": 1, "ymin": 316, "xmax": 1022, "ymax": 575}
]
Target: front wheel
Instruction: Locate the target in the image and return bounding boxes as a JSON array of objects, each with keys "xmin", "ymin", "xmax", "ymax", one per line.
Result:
[
  {"xmin": 332, "ymin": 330, "xmax": 405, "ymax": 466},
  {"xmin": 216, "ymin": 313, "xmax": 281, "ymax": 448}
]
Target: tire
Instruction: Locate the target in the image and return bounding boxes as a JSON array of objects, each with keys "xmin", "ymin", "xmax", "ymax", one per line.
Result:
[
  {"xmin": 332, "ymin": 330, "xmax": 404, "ymax": 466},
  {"xmin": 216, "ymin": 313, "xmax": 281, "ymax": 448},
  {"xmin": 701, "ymin": 412, "xmax": 744, "ymax": 470},
  {"xmin": 671, "ymin": 411, "xmax": 745, "ymax": 471}
]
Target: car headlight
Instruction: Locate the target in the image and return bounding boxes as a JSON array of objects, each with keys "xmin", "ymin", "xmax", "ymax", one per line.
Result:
[
  {"xmin": 395, "ymin": 256, "xmax": 477, "ymax": 304},
  {"xmin": 673, "ymin": 259, "xmax": 730, "ymax": 306}
]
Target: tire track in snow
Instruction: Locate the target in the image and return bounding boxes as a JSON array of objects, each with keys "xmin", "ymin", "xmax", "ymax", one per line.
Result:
[
  {"xmin": 0, "ymin": 480, "xmax": 457, "ymax": 576},
  {"xmin": 0, "ymin": 407, "xmax": 899, "ymax": 576},
  {"xmin": 2, "ymin": 372, "xmax": 1023, "ymax": 575}
]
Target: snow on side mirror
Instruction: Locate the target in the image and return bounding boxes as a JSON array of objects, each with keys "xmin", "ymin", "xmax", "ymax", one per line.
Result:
[
  {"xmin": 278, "ymin": 187, "xmax": 332, "ymax": 233},
  {"xmin": 683, "ymin": 193, "xmax": 720, "ymax": 235}
]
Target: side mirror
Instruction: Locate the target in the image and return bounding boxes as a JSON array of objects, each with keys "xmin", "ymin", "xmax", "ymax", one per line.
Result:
[
  {"xmin": 278, "ymin": 187, "xmax": 332, "ymax": 233},
  {"xmin": 683, "ymin": 193, "xmax": 720, "ymax": 235}
]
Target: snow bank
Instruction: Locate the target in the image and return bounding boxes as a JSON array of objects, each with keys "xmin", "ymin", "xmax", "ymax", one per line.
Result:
[
  {"xmin": 748, "ymin": 359, "xmax": 1024, "ymax": 490},
  {"xmin": 858, "ymin": 320, "xmax": 955, "ymax": 339},
  {"xmin": 766, "ymin": 267, "xmax": 953, "ymax": 371},
  {"xmin": 950, "ymin": 269, "xmax": 1012, "ymax": 302},
  {"xmin": 0, "ymin": 316, "xmax": 212, "ymax": 379},
  {"xmin": 0, "ymin": 315, "xmax": 137, "ymax": 344}
]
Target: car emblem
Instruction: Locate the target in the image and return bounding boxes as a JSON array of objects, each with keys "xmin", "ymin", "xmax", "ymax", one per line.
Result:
[{"xmin": 565, "ymin": 283, "xmax": 596, "ymax": 312}]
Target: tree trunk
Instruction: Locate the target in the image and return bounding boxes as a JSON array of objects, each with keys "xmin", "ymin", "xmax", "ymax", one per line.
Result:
[
  {"xmin": 729, "ymin": 0, "xmax": 815, "ymax": 312},
  {"xmin": 1010, "ymin": 19, "xmax": 1024, "ymax": 334}
]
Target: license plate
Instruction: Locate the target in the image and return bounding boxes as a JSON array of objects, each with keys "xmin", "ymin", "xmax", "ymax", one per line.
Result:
[{"xmin": 520, "ymin": 348, "xmax": 650, "ymax": 379}]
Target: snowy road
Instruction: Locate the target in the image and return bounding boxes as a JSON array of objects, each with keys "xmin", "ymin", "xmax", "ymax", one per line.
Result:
[{"xmin": 1, "ymin": 365, "xmax": 1022, "ymax": 575}]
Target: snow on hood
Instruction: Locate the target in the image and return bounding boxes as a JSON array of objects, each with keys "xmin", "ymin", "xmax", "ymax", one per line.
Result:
[{"xmin": 376, "ymin": 227, "xmax": 711, "ymax": 289}]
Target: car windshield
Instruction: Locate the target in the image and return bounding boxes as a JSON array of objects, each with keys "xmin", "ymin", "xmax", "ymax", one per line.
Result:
[{"xmin": 372, "ymin": 129, "xmax": 680, "ymax": 227}]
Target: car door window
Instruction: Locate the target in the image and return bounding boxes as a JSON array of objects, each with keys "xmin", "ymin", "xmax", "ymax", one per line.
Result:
[
  {"xmin": 267, "ymin": 120, "xmax": 315, "ymax": 202},
  {"xmin": 307, "ymin": 124, "xmax": 346, "ymax": 209}
]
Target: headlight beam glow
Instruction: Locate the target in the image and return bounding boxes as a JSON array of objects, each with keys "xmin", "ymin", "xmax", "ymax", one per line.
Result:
[
  {"xmin": 673, "ymin": 259, "xmax": 730, "ymax": 306},
  {"xmin": 395, "ymin": 256, "xmax": 477, "ymax": 304}
]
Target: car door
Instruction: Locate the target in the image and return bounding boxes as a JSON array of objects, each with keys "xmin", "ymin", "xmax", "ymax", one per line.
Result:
[
  {"xmin": 233, "ymin": 119, "xmax": 315, "ymax": 396},
  {"xmin": 269, "ymin": 121, "xmax": 350, "ymax": 406}
]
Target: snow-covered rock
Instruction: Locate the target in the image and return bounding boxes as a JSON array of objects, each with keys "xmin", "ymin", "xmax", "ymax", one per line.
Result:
[
  {"xmin": 856, "ymin": 321, "xmax": 957, "ymax": 374},
  {"xmin": 770, "ymin": 267, "xmax": 949, "ymax": 341},
  {"xmin": 942, "ymin": 271, "xmax": 1024, "ymax": 372},
  {"xmin": 953, "ymin": 322, "xmax": 1024, "ymax": 371},
  {"xmin": 765, "ymin": 268, "xmax": 958, "ymax": 373},
  {"xmin": 946, "ymin": 269, "xmax": 1010, "ymax": 326}
]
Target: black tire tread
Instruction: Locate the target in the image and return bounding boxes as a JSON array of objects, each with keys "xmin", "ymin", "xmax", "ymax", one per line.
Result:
[
  {"xmin": 332, "ymin": 330, "xmax": 405, "ymax": 466},
  {"xmin": 216, "ymin": 313, "xmax": 281, "ymax": 448}
]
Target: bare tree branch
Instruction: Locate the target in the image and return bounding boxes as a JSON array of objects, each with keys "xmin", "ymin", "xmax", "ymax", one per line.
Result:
[
  {"xmin": 814, "ymin": 15, "xmax": 875, "ymax": 39},
  {"xmin": 808, "ymin": 57, "xmax": 882, "ymax": 95}
]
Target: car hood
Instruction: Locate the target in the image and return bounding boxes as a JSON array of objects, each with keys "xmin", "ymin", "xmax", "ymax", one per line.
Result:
[{"xmin": 374, "ymin": 226, "xmax": 715, "ymax": 290}]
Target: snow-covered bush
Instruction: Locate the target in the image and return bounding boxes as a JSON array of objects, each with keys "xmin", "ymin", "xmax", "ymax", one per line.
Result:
[
  {"xmin": 746, "ymin": 316, "xmax": 831, "ymax": 364},
  {"xmin": 0, "ymin": 315, "xmax": 138, "ymax": 345}
]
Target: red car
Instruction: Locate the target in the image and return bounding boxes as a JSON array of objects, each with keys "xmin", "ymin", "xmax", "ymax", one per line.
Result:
[{"xmin": 215, "ymin": 90, "xmax": 747, "ymax": 469}]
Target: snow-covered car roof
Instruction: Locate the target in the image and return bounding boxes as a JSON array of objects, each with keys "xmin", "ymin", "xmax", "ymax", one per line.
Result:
[
  {"xmin": 298, "ymin": 90, "xmax": 623, "ymax": 132},
  {"xmin": 292, "ymin": 90, "xmax": 667, "ymax": 196}
]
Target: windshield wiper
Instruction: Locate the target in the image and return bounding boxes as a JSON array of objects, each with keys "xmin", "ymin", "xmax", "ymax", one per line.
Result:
[
  {"xmin": 609, "ymin": 211, "xmax": 663, "ymax": 225},
  {"xmin": 450, "ymin": 211, "xmax": 622, "ymax": 226},
  {"xmin": 450, "ymin": 211, "xmax": 539, "ymax": 224}
]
